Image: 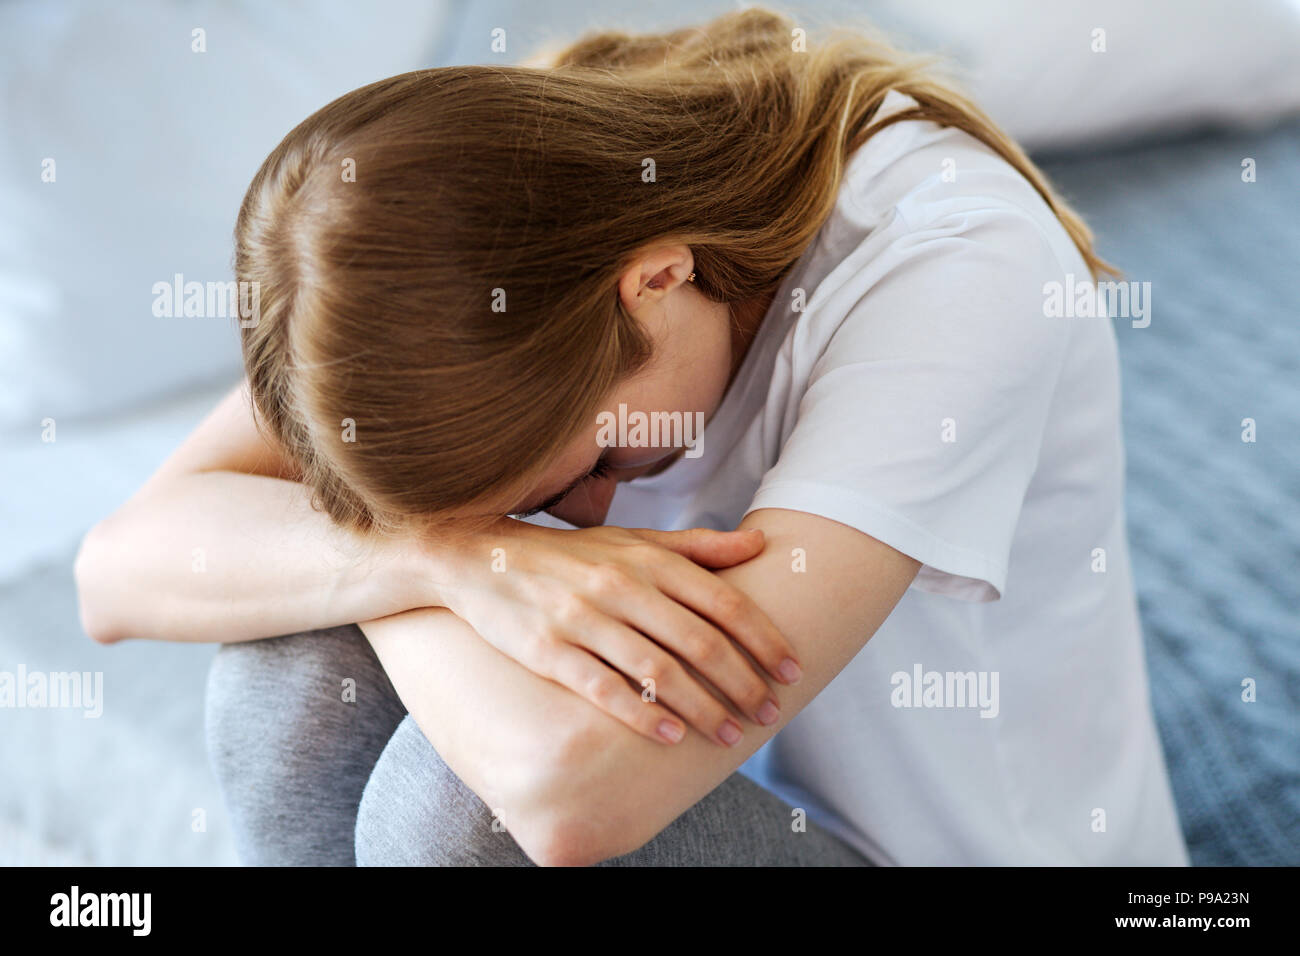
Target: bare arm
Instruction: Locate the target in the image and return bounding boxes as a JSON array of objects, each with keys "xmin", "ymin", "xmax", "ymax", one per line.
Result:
[
  {"xmin": 73, "ymin": 382, "xmax": 435, "ymax": 644},
  {"xmin": 361, "ymin": 506, "xmax": 920, "ymax": 865},
  {"xmin": 73, "ymin": 381, "xmax": 794, "ymax": 748}
]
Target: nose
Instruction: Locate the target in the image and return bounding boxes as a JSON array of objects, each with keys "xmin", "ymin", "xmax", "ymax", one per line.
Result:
[{"xmin": 548, "ymin": 475, "xmax": 619, "ymax": 527}]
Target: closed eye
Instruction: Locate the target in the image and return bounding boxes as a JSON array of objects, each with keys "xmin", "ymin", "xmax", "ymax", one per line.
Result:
[
  {"xmin": 509, "ymin": 454, "xmax": 613, "ymax": 519},
  {"xmin": 585, "ymin": 456, "xmax": 613, "ymax": 482}
]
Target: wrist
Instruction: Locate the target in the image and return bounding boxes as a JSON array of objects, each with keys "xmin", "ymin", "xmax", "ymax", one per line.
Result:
[
  {"xmin": 395, "ymin": 531, "xmax": 456, "ymax": 610},
  {"xmin": 401, "ymin": 521, "xmax": 506, "ymax": 612}
]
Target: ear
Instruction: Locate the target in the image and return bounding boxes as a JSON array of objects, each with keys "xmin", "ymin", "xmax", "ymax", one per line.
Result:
[{"xmin": 617, "ymin": 243, "xmax": 695, "ymax": 316}]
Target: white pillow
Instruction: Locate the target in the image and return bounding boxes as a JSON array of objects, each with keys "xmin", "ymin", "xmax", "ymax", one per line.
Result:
[
  {"xmin": 0, "ymin": 0, "xmax": 450, "ymax": 428},
  {"xmin": 867, "ymin": 0, "xmax": 1300, "ymax": 151}
]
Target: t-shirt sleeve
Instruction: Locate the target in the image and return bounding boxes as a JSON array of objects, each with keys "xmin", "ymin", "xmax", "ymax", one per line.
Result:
[{"xmin": 745, "ymin": 202, "xmax": 1075, "ymax": 601}]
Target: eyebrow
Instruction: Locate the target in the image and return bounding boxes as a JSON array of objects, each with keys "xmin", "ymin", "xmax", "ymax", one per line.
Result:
[{"xmin": 508, "ymin": 451, "xmax": 607, "ymax": 519}]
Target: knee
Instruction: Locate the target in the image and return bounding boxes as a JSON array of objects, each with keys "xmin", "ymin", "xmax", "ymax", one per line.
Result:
[
  {"xmin": 203, "ymin": 635, "xmax": 336, "ymax": 858},
  {"xmin": 354, "ymin": 716, "xmax": 533, "ymax": 867},
  {"xmin": 204, "ymin": 627, "xmax": 404, "ymax": 865},
  {"xmin": 203, "ymin": 632, "xmax": 327, "ymax": 782},
  {"xmin": 204, "ymin": 637, "xmax": 285, "ymax": 780},
  {"xmin": 204, "ymin": 625, "xmax": 395, "ymax": 770},
  {"xmin": 204, "ymin": 637, "xmax": 306, "ymax": 863}
]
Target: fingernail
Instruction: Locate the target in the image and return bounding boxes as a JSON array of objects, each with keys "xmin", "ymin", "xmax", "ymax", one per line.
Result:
[
  {"xmin": 717, "ymin": 720, "xmax": 743, "ymax": 746},
  {"xmin": 779, "ymin": 658, "xmax": 802, "ymax": 684},
  {"xmin": 756, "ymin": 699, "xmax": 780, "ymax": 726},
  {"xmin": 657, "ymin": 720, "xmax": 685, "ymax": 744}
]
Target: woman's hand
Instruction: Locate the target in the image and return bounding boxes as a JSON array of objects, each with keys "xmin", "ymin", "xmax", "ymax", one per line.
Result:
[{"xmin": 428, "ymin": 520, "xmax": 803, "ymax": 747}]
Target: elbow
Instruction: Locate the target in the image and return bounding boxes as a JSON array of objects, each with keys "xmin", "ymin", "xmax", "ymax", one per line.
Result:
[
  {"xmin": 504, "ymin": 720, "xmax": 645, "ymax": 868},
  {"xmin": 521, "ymin": 816, "xmax": 617, "ymax": 869},
  {"xmin": 74, "ymin": 521, "xmax": 125, "ymax": 645}
]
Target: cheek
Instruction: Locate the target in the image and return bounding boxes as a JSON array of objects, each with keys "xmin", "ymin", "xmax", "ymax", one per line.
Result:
[
  {"xmin": 624, "ymin": 328, "xmax": 731, "ymax": 418},
  {"xmin": 547, "ymin": 477, "xmax": 618, "ymax": 527},
  {"xmin": 678, "ymin": 346, "xmax": 731, "ymax": 420},
  {"xmin": 692, "ymin": 310, "xmax": 735, "ymax": 408}
]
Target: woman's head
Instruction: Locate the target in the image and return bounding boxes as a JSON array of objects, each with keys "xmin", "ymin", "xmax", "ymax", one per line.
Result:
[
  {"xmin": 236, "ymin": 7, "xmax": 1109, "ymax": 536},
  {"xmin": 494, "ymin": 240, "xmax": 744, "ymax": 528}
]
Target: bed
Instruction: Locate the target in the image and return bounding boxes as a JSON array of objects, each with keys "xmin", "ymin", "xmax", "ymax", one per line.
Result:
[{"xmin": 1, "ymin": 0, "xmax": 1295, "ymax": 865}]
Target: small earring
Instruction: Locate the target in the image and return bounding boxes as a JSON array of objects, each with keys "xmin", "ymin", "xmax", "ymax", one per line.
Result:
[{"xmin": 686, "ymin": 272, "xmax": 696, "ymax": 283}]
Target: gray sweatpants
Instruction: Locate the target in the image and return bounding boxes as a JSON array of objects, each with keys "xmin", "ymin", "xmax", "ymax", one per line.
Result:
[{"xmin": 204, "ymin": 624, "xmax": 870, "ymax": 866}]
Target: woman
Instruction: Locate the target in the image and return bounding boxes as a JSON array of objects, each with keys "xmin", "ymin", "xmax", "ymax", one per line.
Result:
[{"xmin": 75, "ymin": 8, "xmax": 1188, "ymax": 866}]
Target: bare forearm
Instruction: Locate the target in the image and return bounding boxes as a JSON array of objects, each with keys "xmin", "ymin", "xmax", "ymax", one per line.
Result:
[
  {"xmin": 360, "ymin": 509, "xmax": 919, "ymax": 866},
  {"xmin": 361, "ymin": 603, "xmax": 772, "ymax": 866},
  {"xmin": 75, "ymin": 471, "xmax": 433, "ymax": 644},
  {"xmin": 360, "ymin": 606, "xmax": 647, "ymax": 865}
]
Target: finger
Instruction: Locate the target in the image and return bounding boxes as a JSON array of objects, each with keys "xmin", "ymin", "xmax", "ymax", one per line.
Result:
[
  {"xmin": 631, "ymin": 526, "xmax": 765, "ymax": 569},
  {"xmin": 609, "ymin": 583, "xmax": 783, "ymax": 728},
  {"xmin": 539, "ymin": 642, "xmax": 689, "ymax": 746},
  {"xmin": 577, "ymin": 617, "xmax": 747, "ymax": 747},
  {"xmin": 652, "ymin": 552, "xmax": 803, "ymax": 687}
]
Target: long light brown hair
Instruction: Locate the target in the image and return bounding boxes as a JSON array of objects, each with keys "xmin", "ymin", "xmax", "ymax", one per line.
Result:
[{"xmin": 236, "ymin": 6, "xmax": 1109, "ymax": 536}]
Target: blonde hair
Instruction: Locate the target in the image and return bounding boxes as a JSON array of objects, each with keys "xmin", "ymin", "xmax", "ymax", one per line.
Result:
[{"xmin": 236, "ymin": 6, "xmax": 1111, "ymax": 536}]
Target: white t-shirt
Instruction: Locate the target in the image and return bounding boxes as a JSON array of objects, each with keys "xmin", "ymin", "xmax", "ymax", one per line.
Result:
[{"xmin": 601, "ymin": 91, "xmax": 1189, "ymax": 865}]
